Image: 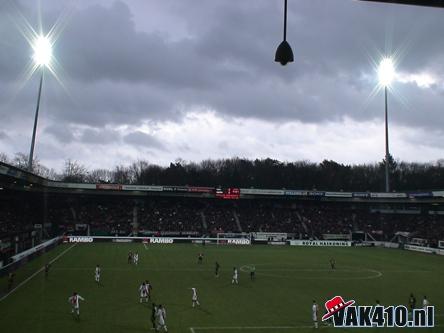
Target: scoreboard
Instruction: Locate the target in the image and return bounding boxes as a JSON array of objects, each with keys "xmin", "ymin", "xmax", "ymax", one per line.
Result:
[{"xmin": 215, "ymin": 188, "xmax": 240, "ymax": 199}]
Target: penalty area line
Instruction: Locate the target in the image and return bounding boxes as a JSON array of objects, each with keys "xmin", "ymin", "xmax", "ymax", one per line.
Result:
[{"xmin": 0, "ymin": 244, "xmax": 77, "ymax": 302}]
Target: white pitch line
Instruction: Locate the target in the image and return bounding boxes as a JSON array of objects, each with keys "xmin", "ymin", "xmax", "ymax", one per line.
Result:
[
  {"xmin": 0, "ymin": 244, "xmax": 76, "ymax": 302},
  {"xmin": 191, "ymin": 326, "xmax": 318, "ymax": 330},
  {"xmin": 239, "ymin": 264, "xmax": 382, "ymax": 280},
  {"xmin": 191, "ymin": 324, "xmax": 444, "ymax": 330}
]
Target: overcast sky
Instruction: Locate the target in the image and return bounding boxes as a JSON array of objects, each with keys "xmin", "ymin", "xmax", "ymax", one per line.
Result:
[{"xmin": 1, "ymin": 0, "xmax": 444, "ymax": 171}]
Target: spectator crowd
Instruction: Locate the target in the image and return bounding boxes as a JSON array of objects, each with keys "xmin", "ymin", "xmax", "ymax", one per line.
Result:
[{"xmin": 2, "ymin": 191, "xmax": 444, "ymax": 247}]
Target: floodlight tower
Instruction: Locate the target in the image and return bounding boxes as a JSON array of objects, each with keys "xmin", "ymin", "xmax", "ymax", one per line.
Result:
[
  {"xmin": 275, "ymin": 0, "xmax": 294, "ymax": 65},
  {"xmin": 378, "ymin": 57, "xmax": 395, "ymax": 192},
  {"xmin": 28, "ymin": 36, "xmax": 52, "ymax": 172}
]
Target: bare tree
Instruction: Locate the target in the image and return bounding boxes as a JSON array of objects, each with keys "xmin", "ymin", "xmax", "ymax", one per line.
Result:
[
  {"xmin": 87, "ymin": 169, "xmax": 112, "ymax": 183},
  {"xmin": 12, "ymin": 152, "xmax": 31, "ymax": 170},
  {"xmin": 128, "ymin": 160, "xmax": 149, "ymax": 184},
  {"xmin": 0, "ymin": 152, "xmax": 8, "ymax": 163},
  {"xmin": 112, "ymin": 165, "xmax": 131, "ymax": 184},
  {"xmin": 61, "ymin": 159, "xmax": 87, "ymax": 183},
  {"xmin": 34, "ymin": 164, "xmax": 59, "ymax": 180}
]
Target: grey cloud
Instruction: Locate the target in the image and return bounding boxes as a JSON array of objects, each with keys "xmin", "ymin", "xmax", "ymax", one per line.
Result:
[
  {"xmin": 58, "ymin": 2, "xmax": 222, "ymax": 89},
  {"xmin": 1, "ymin": 0, "xmax": 444, "ymax": 167},
  {"xmin": 45, "ymin": 125, "xmax": 74, "ymax": 143},
  {"xmin": 2, "ymin": 0, "xmax": 444, "ymax": 128},
  {"xmin": 123, "ymin": 131, "xmax": 164, "ymax": 150},
  {"xmin": 80, "ymin": 127, "xmax": 120, "ymax": 144}
]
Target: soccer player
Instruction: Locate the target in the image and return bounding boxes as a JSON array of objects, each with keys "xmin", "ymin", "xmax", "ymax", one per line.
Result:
[
  {"xmin": 45, "ymin": 263, "xmax": 51, "ymax": 278},
  {"xmin": 215, "ymin": 261, "xmax": 220, "ymax": 278},
  {"xmin": 312, "ymin": 300, "xmax": 319, "ymax": 328},
  {"xmin": 7, "ymin": 273, "xmax": 14, "ymax": 291},
  {"xmin": 145, "ymin": 280, "xmax": 152, "ymax": 300},
  {"xmin": 250, "ymin": 266, "xmax": 256, "ymax": 280},
  {"xmin": 409, "ymin": 293, "xmax": 416, "ymax": 313},
  {"xmin": 151, "ymin": 303, "xmax": 157, "ymax": 329},
  {"xmin": 422, "ymin": 296, "xmax": 429, "ymax": 309},
  {"xmin": 134, "ymin": 252, "xmax": 139, "ymax": 265},
  {"xmin": 156, "ymin": 304, "xmax": 168, "ymax": 332},
  {"xmin": 139, "ymin": 281, "xmax": 149, "ymax": 303},
  {"xmin": 232, "ymin": 267, "xmax": 238, "ymax": 284},
  {"xmin": 329, "ymin": 258, "xmax": 336, "ymax": 270},
  {"xmin": 191, "ymin": 287, "xmax": 200, "ymax": 307},
  {"xmin": 198, "ymin": 253, "xmax": 203, "ymax": 264},
  {"xmin": 128, "ymin": 252, "xmax": 133, "ymax": 264},
  {"xmin": 95, "ymin": 265, "xmax": 101, "ymax": 285},
  {"xmin": 68, "ymin": 292, "xmax": 85, "ymax": 318}
]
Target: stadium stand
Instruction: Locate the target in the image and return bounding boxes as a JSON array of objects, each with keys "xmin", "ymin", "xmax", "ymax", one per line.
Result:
[{"xmin": 2, "ymin": 161, "xmax": 444, "ymax": 265}]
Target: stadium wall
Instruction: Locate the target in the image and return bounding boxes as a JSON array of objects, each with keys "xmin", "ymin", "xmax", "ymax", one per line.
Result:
[{"xmin": 0, "ymin": 237, "xmax": 60, "ymax": 277}]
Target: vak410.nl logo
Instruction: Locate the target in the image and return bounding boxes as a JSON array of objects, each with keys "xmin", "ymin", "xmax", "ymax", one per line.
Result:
[{"xmin": 322, "ymin": 296, "xmax": 434, "ymax": 328}]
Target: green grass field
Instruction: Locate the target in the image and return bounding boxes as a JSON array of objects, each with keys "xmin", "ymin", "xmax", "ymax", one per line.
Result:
[{"xmin": 0, "ymin": 243, "xmax": 443, "ymax": 333}]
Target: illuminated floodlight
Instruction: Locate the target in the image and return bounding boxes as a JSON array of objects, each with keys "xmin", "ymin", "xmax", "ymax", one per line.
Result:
[
  {"xmin": 32, "ymin": 35, "xmax": 52, "ymax": 67},
  {"xmin": 378, "ymin": 57, "xmax": 395, "ymax": 87}
]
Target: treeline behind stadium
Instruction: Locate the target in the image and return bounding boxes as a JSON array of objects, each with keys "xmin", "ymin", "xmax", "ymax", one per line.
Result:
[{"xmin": 3, "ymin": 152, "xmax": 444, "ymax": 192}]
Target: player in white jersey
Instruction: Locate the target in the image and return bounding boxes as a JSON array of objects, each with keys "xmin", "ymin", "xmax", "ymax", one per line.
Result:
[
  {"xmin": 191, "ymin": 287, "xmax": 200, "ymax": 307},
  {"xmin": 133, "ymin": 252, "xmax": 139, "ymax": 265},
  {"xmin": 312, "ymin": 300, "xmax": 319, "ymax": 328},
  {"xmin": 422, "ymin": 296, "xmax": 429, "ymax": 309},
  {"xmin": 156, "ymin": 304, "xmax": 168, "ymax": 332},
  {"xmin": 139, "ymin": 281, "xmax": 149, "ymax": 303},
  {"xmin": 95, "ymin": 265, "xmax": 101, "ymax": 285},
  {"xmin": 232, "ymin": 267, "xmax": 238, "ymax": 284},
  {"xmin": 68, "ymin": 292, "xmax": 85, "ymax": 318}
]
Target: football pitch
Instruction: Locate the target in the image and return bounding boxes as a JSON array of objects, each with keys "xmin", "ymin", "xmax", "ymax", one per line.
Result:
[{"xmin": 0, "ymin": 243, "xmax": 443, "ymax": 333}]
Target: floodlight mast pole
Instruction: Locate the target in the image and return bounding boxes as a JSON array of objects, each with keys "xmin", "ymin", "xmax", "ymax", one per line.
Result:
[
  {"xmin": 384, "ymin": 85, "xmax": 390, "ymax": 193},
  {"xmin": 28, "ymin": 68, "xmax": 44, "ymax": 172},
  {"xmin": 283, "ymin": 0, "xmax": 287, "ymax": 41}
]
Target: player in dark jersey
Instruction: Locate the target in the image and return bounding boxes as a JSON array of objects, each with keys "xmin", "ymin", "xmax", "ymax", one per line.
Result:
[
  {"xmin": 128, "ymin": 252, "xmax": 133, "ymax": 264},
  {"xmin": 215, "ymin": 262, "xmax": 220, "ymax": 277},
  {"xmin": 250, "ymin": 266, "xmax": 256, "ymax": 280},
  {"xmin": 45, "ymin": 263, "xmax": 51, "ymax": 278},
  {"xmin": 409, "ymin": 293, "xmax": 416, "ymax": 313},
  {"xmin": 7, "ymin": 273, "xmax": 14, "ymax": 291},
  {"xmin": 329, "ymin": 258, "xmax": 336, "ymax": 270},
  {"xmin": 145, "ymin": 280, "xmax": 153, "ymax": 300},
  {"xmin": 151, "ymin": 303, "xmax": 157, "ymax": 329},
  {"xmin": 198, "ymin": 253, "xmax": 203, "ymax": 264}
]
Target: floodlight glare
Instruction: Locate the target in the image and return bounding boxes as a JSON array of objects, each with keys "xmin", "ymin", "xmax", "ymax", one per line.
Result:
[
  {"xmin": 33, "ymin": 36, "xmax": 52, "ymax": 66},
  {"xmin": 378, "ymin": 57, "xmax": 395, "ymax": 87}
]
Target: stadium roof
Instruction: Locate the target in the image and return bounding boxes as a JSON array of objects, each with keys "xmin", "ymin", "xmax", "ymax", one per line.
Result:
[{"xmin": 360, "ymin": 0, "xmax": 444, "ymax": 8}]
